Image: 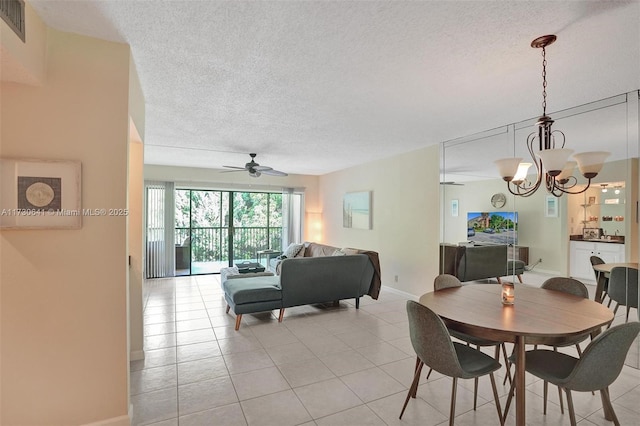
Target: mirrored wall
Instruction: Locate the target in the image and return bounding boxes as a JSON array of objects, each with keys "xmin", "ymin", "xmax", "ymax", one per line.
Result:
[{"xmin": 440, "ymin": 90, "xmax": 639, "ymax": 367}]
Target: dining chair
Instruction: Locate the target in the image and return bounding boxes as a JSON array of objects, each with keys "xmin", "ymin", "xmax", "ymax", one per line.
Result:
[
  {"xmin": 422, "ymin": 275, "xmax": 511, "ymax": 403},
  {"xmin": 503, "ymin": 321, "xmax": 640, "ymax": 426},
  {"xmin": 400, "ymin": 300, "xmax": 504, "ymax": 425},
  {"xmin": 537, "ymin": 277, "xmax": 593, "ymax": 413},
  {"xmin": 607, "ymin": 266, "xmax": 639, "ymax": 324},
  {"xmin": 590, "ymin": 256, "xmax": 611, "ymax": 307}
]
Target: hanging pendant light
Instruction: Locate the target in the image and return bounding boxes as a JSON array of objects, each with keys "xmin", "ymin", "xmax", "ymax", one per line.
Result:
[{"xmin": 495, "ymin": 35, "xmax": 609, "ymax": 197}]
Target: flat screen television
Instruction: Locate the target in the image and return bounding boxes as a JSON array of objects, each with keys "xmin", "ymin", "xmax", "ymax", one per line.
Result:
[{"xmin": 467, "ymin": 211, "xmax": 518, "ymax": 245}]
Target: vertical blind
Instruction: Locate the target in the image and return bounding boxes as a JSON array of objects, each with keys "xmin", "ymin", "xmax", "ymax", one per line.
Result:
[{"xmin": 145, "ymin": 181, "xmax": 175, "ymax": 278}]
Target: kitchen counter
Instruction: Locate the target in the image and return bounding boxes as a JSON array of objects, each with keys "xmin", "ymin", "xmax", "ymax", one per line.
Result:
[{"xmin": 569, "ymin": 235, "xmax": 625, "ymax": 244}]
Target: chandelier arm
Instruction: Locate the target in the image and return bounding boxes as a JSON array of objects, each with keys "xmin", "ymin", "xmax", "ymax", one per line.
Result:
[
  {"xmin": 551, "ymin": 130, "xmax": 566, "ymax": 149},
  {"xmin": 552, "ymin": 178, "xmax": 592, "ymax": 196}
]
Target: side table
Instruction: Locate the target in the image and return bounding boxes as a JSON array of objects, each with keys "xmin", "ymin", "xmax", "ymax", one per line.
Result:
[{"xmin": 256, "ymin": 249, "xmax": 281, "ymax": 267}]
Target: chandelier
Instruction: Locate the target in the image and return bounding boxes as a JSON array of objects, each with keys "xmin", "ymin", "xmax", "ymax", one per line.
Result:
[{"xmin": 495, "ymin": 35, "xmax": 610, "ymax": 197}]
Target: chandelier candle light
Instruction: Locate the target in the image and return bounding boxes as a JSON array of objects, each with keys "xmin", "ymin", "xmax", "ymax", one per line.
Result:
[{"xmin": 495, "ymin": 35, "xmax": 610, "ymax": 197}]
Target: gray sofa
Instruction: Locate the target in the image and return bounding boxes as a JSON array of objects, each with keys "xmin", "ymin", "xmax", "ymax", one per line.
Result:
[
  {"xmin": 223, "ymin": 242, "xmax": 381, "ymax": 329},
  {"xmin": 440, "ymin": 243, "xmax": 524, "ymax": 283}
]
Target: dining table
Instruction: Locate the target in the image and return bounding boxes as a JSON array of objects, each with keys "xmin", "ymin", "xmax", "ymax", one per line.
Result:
[
  {"xmin": 419, "ymin": 283, "xmax": 614, "ymax": 426},
  {"xmin": 592, "ymin": 262, "xmax": 639, "ymax": 303}
]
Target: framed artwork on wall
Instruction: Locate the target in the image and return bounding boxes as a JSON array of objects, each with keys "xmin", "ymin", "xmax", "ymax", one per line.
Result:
[
  {"xmin": 343, "ymin": 191, "xmax": 372, "ymax": 229},
  {"xmin": 545, "ymin": 195, "xmax": 558, "ymax": 218},
  {"xmin": 451, "ymin": 199, "xmax": 459, "ymax": 217},
  {"xmin": 0, "ymin": 158, "xmax": 82, "ymax": 230}
]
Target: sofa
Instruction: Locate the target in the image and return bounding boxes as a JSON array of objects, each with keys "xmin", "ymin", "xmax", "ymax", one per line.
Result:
[
  {"xmin": 223, "ymin": 242, "xmax": 382, "ymax": 329},
  {"xmin": 440, "ymin": 243, "xmax": 524, "ymax": 283}
]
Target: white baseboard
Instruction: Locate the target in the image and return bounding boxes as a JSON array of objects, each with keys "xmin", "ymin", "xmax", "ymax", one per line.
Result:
[
  {"xmin": 130, "ymin": 349, "xmax": 145, "ymax": 361},
  {"xmin": 382, "ymin": 285, "xmax": 419, "ymax": 301},
  {"xmin": 82, "ymin": 414, "xmax": 130, "ymax": 426}
]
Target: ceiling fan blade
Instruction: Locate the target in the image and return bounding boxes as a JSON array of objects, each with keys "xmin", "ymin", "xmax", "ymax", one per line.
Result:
[
  {"xmin": 220, "ymin": 169, "xmax": 246, "ymax": 173},
  {"xmin": 440, "ymin": 181, "xmax": 464, "ymax": 186},
  {"xmin": 261, "ymin": 169, "xmax": 288, "ymax": 177},
  {"xmin": 253, "ymin": 165, "xmax": 273, "ymax": 171},
  {"xmin": 223, "ymin": 165, "xmax": 247, "ymax": 170}
]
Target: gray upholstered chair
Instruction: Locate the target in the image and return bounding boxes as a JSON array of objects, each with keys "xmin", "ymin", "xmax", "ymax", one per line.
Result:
[
  {"xmin": 422, "ymin": 274, "xmax": 511, "ymax": 406},
  {"xmin": 607, "ymin": 266, "xmax": 639, "ymax": 324},
  {"xmin": 590, "ymin": 255, "xmax": 611, "ymax": 306},
  {"xmin": 400, "ymin": 300, "xmax": 504, "ymax": 425},
  {"xmin": 503, "ymin": 322, "xmax": 640, "ymax": 426},
  {"xmin": 537, "ymin": 277, "xmax": 593, "ymax": 413}
]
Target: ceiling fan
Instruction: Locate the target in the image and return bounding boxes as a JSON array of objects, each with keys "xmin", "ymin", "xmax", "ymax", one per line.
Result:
[{"xmin": 222, "ymin": 153, "xmax": 288, "ymax": 178}]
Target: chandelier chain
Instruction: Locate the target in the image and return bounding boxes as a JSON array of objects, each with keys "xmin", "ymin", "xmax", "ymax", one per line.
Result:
[{"xmin": 541, "ymin": 46, "xmax": 547, "ymax": 115}]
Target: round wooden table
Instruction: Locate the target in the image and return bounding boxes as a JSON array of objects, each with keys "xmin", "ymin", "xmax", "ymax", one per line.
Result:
[
  {"xmin": 592, "ymin": 262, "xmax": 638, "ymax": 303},
  {"xmin": 419, "ymin": 284, "xmax": 614, "ymax": 426}
]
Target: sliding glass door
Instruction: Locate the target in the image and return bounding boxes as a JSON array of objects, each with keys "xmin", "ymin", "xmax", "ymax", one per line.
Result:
[{"xmin": 174, "ymin": 189, "xmax": 286, "ymax": 275}]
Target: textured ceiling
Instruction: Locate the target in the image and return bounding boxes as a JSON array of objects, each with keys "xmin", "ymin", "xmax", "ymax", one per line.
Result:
[{"xmin": 24, "ymin": 1, "xmax": 640, "ymax": 175}]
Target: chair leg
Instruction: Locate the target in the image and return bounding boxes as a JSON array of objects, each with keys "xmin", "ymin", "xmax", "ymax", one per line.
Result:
[
  {"xmin": 625, "ymin": 306, "xmax": 631, "ymax": 322},
  {"xmin": 557, "ymin": 385, "xmax": 564, "ymax": 413},
  {"xmin": 412, "ymin": 356, "xmax": 421, "ymax": 398},
  {"xmin": 226, "ymin": 304, "xmax": 230, "ymax": 314},
  {"xmin": 355, "ymin": 297, "xmax": 360, "ymax": 309},
  {"xmin": 502, "ymin": 345, "xmax": 514, "ymax": 386},
  {"xmin": 601, "ymin": 387, "xmax": 621, "ymax": 426},
  {"xmin": 501, "ymin": 343, "xmax": 512, "ymax": 385},
  {"xmin": 399, "ymin": 361, "xmax": 423, "ymax": 419},
  {"xmin": 489, "ymin": 373, "xmax": 504, "ymax": 426},
  {"xmin": 473, "ymin": 377, "xmax": 478, "ymax": 410},
  {"xmin": 517, "ymin": 274, "xmax": 523, "ymax": 283},
  {"xmin": 278, "ymin": 308, "xmax": 285, "ymax": 322},
  {"xmin": 543, "ymin": 380, "xmax": 548, "ymax": 415},
  {"xmin": 234, "ymin": 314, "xmax": 242, "ymax": 331},
  {"xmin": 449, "ymin": 377, "xmax": 458, "ymax": 426},
  {"xmin": 502, "ymin": 375, "xmax": 516, "ymax": 422},
  {"xmin": 564, "ymin": 389, "xmax": 577, "ymax": 426}
]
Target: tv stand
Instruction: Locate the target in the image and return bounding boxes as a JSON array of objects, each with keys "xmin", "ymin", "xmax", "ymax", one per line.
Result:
[{"xmin": 509, "ymin": 246, "xmax": 529, "ymax": 264}]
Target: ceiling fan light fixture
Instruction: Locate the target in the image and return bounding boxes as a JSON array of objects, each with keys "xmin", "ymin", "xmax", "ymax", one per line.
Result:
[
  {"xmin": 495, "ymin": 35, "xmax": 610, "ymax": 197},
  {"xmin": 222, "ymin": 153, "xmax": 287, "ymax": 178}
]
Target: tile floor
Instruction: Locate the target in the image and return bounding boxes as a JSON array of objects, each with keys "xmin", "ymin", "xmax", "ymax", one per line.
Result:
[{"xmin": 131, "ymin": 272, "xmax": 640, "ymax": 425}]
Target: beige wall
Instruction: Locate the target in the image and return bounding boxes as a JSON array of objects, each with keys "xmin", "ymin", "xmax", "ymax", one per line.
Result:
[
  {"xmin": 128, "ymin": 139, "xmax": 144, "ymax": 362},
  {"xmin": 1, "ymin": 29, "xmax": 133, "ymax": 424},
  {"xmin": 441, "ymin": 178, "xmax": 567, "ymax": 275},
  {"xmin": 319, "ymin": 144, "xmax": 441, "ymax": 298}
]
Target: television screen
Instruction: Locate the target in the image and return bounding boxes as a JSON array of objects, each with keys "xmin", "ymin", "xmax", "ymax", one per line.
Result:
[{"xmin": 467, "ymin": 211, "xmax": 518, "ymax": 245}]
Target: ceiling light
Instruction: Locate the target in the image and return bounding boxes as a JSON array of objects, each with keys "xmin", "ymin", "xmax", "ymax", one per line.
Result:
[
  {"xmin": 495, "ymin": 35, "xmax": 610, "ymax": 197},
  {"xmin": 601, "ymin": 184, "xmax": 608, "ymax": 193}
]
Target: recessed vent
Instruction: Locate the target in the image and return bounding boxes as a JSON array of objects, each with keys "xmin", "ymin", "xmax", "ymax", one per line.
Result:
[{"xmin": 1, "ymin": 0, "xmax": 25, "ymax": 42}]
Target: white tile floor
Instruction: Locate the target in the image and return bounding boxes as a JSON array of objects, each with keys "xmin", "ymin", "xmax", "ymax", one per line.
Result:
[{"xmin": 131, "ymin": 272, "xmax": 640, "ymax": 426}]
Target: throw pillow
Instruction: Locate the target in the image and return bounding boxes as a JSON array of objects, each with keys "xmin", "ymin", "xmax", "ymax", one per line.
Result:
[
  {"xmin": 331, "ymin": 249, "xmax": 346, "ymax": 256},
  {"xmin": 282, "ymin": 243, "xmax": 303, "ymax": 258}
]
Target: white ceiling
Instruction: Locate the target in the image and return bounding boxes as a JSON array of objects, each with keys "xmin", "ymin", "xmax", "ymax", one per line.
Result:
[{"xmin": 23, "ymin": 1, "xmax": 640, "ymax": 175}]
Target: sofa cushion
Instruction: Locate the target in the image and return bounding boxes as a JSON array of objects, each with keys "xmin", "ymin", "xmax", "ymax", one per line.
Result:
[{"xmin": 223, "ymin": 276, "xmax": 282, "ymax": 305}]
